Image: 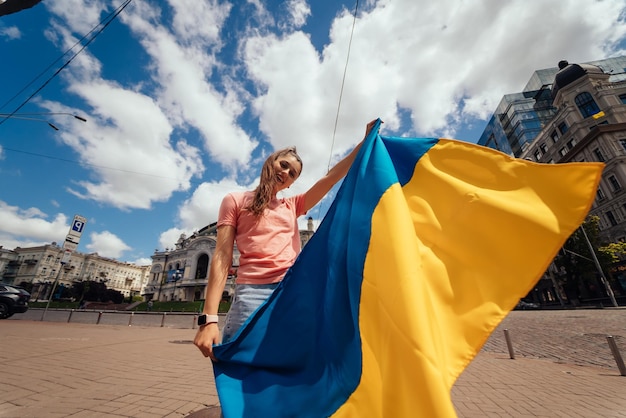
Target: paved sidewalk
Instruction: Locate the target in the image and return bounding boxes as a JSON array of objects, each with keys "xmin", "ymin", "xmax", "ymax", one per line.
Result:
[{"xmin": 1, "ymin": 314, "xmax": 626, "ymax": 417}]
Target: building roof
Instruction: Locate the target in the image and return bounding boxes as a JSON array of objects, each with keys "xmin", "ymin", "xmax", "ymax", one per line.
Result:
[{"xmin": 551, "ymin": 60, "xmax": 605, "ymax": 100}]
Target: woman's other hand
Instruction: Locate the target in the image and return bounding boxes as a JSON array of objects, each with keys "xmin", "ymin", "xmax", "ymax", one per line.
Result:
[{"xmin": 194, "ymin": 323, "xmax": 221, "ymax": 361}]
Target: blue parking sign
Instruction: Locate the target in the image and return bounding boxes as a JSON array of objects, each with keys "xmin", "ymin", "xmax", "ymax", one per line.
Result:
[
  {"xmin": 72, "ymin": 219, "xmax": 85, "ymax": 233},
  {"xmin": 68, "ymin": 215, "xmax": 87, "ymax": 240}
]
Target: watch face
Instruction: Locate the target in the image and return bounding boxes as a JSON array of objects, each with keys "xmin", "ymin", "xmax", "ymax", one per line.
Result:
[{"xmin": 198, "ymin": 314, "xmax": 207, "ymax": 326}]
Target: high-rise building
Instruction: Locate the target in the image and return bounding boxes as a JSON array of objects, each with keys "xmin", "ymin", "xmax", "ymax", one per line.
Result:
[{"xmin": 478, "ymin": 56, "xmax": 626, "ymax": 157}]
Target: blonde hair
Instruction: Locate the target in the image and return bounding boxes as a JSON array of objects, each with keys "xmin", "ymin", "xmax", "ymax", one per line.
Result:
[{"xmin": 246, "ymin": 146, "xmax": 302, "ymax": 216}]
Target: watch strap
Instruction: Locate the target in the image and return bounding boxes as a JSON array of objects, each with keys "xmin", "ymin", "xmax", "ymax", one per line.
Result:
[{"xmin": 198, "ymin": 314, "xmax": 219, "ymax": 326}]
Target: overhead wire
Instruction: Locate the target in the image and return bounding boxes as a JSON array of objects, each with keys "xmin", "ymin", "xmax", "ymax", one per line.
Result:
[
  {"xmin": 327, "ymin": 0, "xmax": 360, "ymax": 173},
  {"xmin": 2, "ymin": 146, "xmax": 206, "ymax": 185},
  {"xmin": 311, "ymin": 0, "xmax": 360, "ymax": 225},
  {"xmin": 0, "ymin": 0, "xmax": 134, "ymax": 126}
]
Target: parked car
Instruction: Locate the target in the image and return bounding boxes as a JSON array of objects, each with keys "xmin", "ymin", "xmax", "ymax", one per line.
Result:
[
  {"xmin": 0, "ymin": 284, "xmax": 30, "ymax": 319},
  {"xmin": 515, "ymin": 300, "xmax": 540, "ymax": 310}
]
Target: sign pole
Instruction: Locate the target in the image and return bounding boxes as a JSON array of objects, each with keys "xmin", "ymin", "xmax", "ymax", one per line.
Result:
[
  {"xmin": 41, "ymin": 215, "xmax": 87, "ymax": 321},
  {"xmin": 41, "ymin": 265, "xmax": 64, "ymax": 321}
]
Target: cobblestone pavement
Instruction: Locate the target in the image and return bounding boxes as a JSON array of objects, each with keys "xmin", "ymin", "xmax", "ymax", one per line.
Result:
[
  {"xmin": 482, "ymin": 308, "xmax": 626, "ymax": 369},
  {"xmin": 1, "ymin": 308, "xmax": 625, "ymax": 417}
]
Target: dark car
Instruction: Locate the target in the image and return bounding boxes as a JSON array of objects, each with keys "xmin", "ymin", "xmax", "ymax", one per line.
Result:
[
  {"xmin": 0, "ymin": 284, "xmax": 30, "ymax": 319},
  {"xmin": 515, "ymin": 300, "xmax": 540, "ymax": 310}
]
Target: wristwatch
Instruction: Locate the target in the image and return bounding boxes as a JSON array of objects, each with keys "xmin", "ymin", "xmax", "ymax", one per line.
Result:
[{"xmin": 197, "ymin": 314, "xmax": 219, "ymax": 326}]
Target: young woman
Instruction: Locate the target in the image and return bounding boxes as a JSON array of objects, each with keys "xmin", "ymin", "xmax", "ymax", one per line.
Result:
[{"xmin": 194, "ymin": 120, "xmax": 377, "ymax": 361}]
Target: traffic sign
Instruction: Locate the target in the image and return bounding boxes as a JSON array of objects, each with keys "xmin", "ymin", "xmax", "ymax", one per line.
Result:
[
  {"xmin": 67, "ymin": 215, "xmax": 87, "ymax": 240},
  {"xmin": 61, "ymin": 214, "xmax": 87, "ymax": 262}
]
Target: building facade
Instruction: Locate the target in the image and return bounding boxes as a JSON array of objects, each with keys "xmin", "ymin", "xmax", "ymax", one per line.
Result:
[
  {"xmin": 520, "ymin": 60, "xmax": 626, "ymax": 244},
  {"xmin": 144, "ymin": 217, "xmax": 316, "ymax": 302},
  {"xmin": 0, "ymin": 243, "xmax": 150, "ymax": 301}
]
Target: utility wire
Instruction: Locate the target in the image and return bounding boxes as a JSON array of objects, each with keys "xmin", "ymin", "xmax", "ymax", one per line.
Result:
[
  {"xmin": 2, "ymin": 146, "xmax": 203, "ymax": 185},
  {"xmin": 0, "ymin": 0, "xmax": 134, "ymax": 126},
  {"xmin": 311, "ymin": 0, "xmax": 359, "ymax": 226},
  {"xmin": 327, "ymin": 0, "xmax": 360, "ymax": 173}
]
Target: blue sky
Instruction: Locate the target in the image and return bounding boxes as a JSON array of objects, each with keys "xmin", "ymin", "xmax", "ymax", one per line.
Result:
[{"xmin": 1, "ymin": 0, "xmax": 625, "ymax": 265}]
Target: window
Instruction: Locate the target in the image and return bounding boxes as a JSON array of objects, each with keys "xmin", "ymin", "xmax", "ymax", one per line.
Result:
[
  {"xmin": 620, "ymin": 94, "xmax": 626, "ymax": 105},
  {"xmin": 559, "ymin": 147, "xmax": 567, "ymax": 157},
  {"xmin": 557, "ymin": 122, "xmax": 569, "ymax": 135},
  {"xmin": 550, "ymin": 131, "xmax": 559, "ymax": 143},
  {"xmin": 593, "ymin": 148, "xmax": 605, "ymax": 162},
  {"xmin": 606, "ymin": 210, "xmax": 618, "ymax": 226},
  {"xmin": 539, "ymin": 143, "xmax": 548, "ymax": 153},
  {"xmin": 609, "ymin": 175, "xmax": 622, "ymax": 192},
  {"xmin": 566, "ymin": 139, "xmax": 576, "ymax": 149},
  {"xmin": 620, "ymin": 140, "xmax": 626, "ymax": 152},
  {"xmin": 534, "ymin": 150, "xmax": 542, "ymax": 160},
  {"xmin": 597, "ymin": 188, "xmax": 606, "ymax": 200},
  {"xmin": 575, "ymin": 92, "xmax": 601, "ymax": 118}
]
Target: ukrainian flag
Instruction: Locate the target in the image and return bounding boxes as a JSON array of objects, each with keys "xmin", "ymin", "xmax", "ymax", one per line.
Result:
[{"xmin": 212, "ymin": 119, "xmax": 602, "ymax": 417}]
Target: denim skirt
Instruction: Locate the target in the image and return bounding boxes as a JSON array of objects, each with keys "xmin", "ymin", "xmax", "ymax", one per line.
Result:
[{"xmin": 222, "ymin": 283, "xmax": 279, "ymax": 343}]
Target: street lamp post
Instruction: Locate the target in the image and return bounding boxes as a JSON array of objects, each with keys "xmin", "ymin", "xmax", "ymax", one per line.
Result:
[
  {"xmin": 173, "ymin": 269, "xmax": 182, "ymax": 301},
  {"xmin": 42, "ymin": 266, "xmax": 65, "ymax": 320},
  {"xmin": 579, "ymin": 226, "xmax": 619, "ymax": 307}
]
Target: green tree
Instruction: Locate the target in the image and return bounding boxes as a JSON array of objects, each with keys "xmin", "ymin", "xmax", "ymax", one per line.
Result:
[
  {"xmin": 598, "ymin": 241, "xmax": 626, "ymax": 263},
  {"xmin": 70, "ymin": 280, "xmax": 118, "ymax": 302},
  {"xmin": 105, "ymin": 288, "xmax": 124, "ymax": 304}
]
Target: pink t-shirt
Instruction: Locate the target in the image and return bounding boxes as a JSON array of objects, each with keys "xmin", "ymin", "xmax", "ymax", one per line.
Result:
[{"xmin": 217, "ymin": 191, "xmax": 307, "ymax": 284}]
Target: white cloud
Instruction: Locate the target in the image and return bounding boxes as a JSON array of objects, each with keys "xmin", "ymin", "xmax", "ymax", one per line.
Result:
[
  {"xmin": 0, "ymin": 26, "xmax": 21, "ymax": 40},
  {"xmin": 86, "ymin": 230, "xmax": 131, "ymax": 259},
  {"xmin": 158, "ymin": 179, "xmax": 248, "ymax": 249},
  {"xmin": 40, "ymin": 85, "xmax": 204, "ymax": 209},
  {"xmin": 167, "ymin": 0, "xmax": 231, "ymax": 44},
  {"xmin": 44, "ymin": 0, "xmax": 107, "ymax": 35},
  {"xmin": 233, "ymin": 0, "xmax": 626, "ymax": 198},
  {"xmin": 285, "ymin": 0, "xmax": 311, "ymax": 29},
  {"xmin": 158, "ymin": 227, "xmax": 186, "ymax": 252},
  {"xmin": 130, "ymin": 257, "xmax": 152, "ymax": 266},
  {"xmin": 38, "ymin": 0, "xmax": 261, "ymax": 211},
  {"xmin": 0, "ymin": 201, "xmax": 68, "ymax": 248},
  {"xmin": 122, "ymin": 1, "xmax": 257, "ymax": 170}
]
